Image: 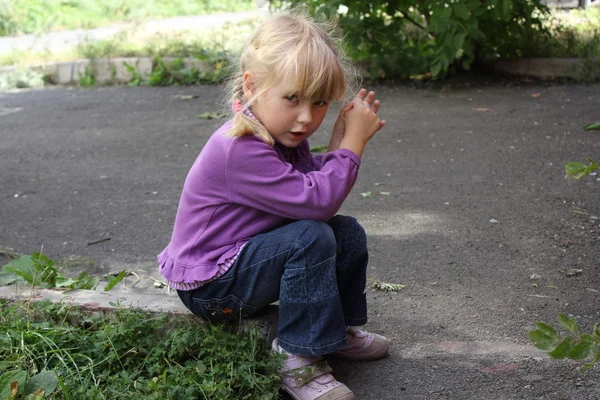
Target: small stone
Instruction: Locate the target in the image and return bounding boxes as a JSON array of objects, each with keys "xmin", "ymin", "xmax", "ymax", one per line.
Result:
[{"xmin": 489, "ymin": 218, "xmax": 498, "ymax": 224}]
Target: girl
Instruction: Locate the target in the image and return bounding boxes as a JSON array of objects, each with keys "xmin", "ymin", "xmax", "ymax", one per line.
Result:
[{"xmin": 158, "ymin": 10, "xmax": 388, "ymax": 400}]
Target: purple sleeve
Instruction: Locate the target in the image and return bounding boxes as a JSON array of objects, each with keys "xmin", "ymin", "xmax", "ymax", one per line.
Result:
[
  {"xmin": 312, "ymin": 154, "xmax": 325, "ymax": 170},
  {"xmin": 225, "ymin": 136, "xmax": 361, "ymax": 221}
]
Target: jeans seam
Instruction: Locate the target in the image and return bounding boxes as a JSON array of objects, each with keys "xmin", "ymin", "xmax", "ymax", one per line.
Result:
[{"xmin": 238, "ymin": 248, "xmax": 291, "ymax": 271}]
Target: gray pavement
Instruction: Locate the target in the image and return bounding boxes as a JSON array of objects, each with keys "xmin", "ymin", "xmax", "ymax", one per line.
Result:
[{"xmin": 1, "ymin": 80, "xmax": 600, "ymax": 399}]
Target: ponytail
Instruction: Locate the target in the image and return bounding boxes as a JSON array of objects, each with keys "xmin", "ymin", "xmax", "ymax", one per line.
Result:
[{"xmin": 229, "ymin": 109, "xmax": 274, "ymax": 146}]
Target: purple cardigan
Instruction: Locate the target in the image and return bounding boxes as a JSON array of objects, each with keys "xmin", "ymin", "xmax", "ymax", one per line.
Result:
[{"xmin": 157, "ymin": 120, "xmax": 361, "ymax": 284}]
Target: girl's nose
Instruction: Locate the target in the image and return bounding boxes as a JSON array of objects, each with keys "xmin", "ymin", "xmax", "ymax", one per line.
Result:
[{"xmin": 297, "ymin": 104, "xmax": 313, "ymax": 124}]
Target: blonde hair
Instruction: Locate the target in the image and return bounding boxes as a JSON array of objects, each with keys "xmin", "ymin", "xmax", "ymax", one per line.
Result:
[{"xmin": 224, "ymin": 10, "xmax": 358, "ymax": 145}]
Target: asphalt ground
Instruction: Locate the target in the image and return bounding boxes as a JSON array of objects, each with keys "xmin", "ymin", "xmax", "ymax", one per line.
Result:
[{"xmin": 1, "ymin": 78, "xmax": 599, "ymax": 399}]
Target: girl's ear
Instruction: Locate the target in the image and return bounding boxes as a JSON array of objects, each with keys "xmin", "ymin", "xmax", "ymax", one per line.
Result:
[{"xmin": 242, "ymin": 71, "xmax": 256, "ymax": 98}]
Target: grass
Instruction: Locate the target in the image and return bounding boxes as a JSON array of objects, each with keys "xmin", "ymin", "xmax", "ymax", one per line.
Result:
[
  {"xmin": 0, "ymin": 0, "xmax": 257, "ymax": 36},
  {"xmin": 0, "ymin": 299, "xmax": 282, "ymax": 399}
]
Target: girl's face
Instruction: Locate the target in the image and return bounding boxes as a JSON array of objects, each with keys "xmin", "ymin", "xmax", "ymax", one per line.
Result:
[{"xmin": 246, "ymin": 77, "xmax": 330, "ymax": 148}]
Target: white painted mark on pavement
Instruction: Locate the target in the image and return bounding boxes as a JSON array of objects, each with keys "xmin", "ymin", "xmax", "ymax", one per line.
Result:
[{"xmin": 0, "ymin": 107, "xmax": 23, "ymax": 117}]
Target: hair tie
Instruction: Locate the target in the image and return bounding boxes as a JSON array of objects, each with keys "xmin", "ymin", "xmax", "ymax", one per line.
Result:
[
  {"xmin": 232, "ymin": 100, "xmax": 244, "ymax": 113},
  {"xmin": 232, "ymin": 100, "xmax": 259, "ymax": 122}
]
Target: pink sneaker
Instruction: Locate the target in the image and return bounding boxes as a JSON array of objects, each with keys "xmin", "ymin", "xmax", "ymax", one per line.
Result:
[
  {"xmin": 272, "ymin": 339, "xmax": 354, "ymax": 400},
  {"xmin": 330, "ymin": 327, "xmax": 390, "ymax": 361}
]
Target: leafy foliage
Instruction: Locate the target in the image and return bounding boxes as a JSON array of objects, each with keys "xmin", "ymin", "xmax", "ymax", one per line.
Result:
[
  {"xmin": 565, "ymin": 159, "xmax": 598, "ymax": 180},
  {"xmin": 0, "ymin": 300, "xmax": 282, "ymax": 399},
  {"xmin": 529, "ymin": 313, "xmax": 599, "ymax": 372},
  {"xmin": 1, "ymin": 253, "xmax": 100, "ymax": 291},
  {"xmin": 272, "ymin": 0, "xmax": 551, "ymax": 79}
]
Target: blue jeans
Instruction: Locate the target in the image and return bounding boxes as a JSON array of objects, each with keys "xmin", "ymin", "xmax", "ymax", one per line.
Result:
[{"xmin": 177, "ymin": 215, "xmax": 368, "ymax": 356}]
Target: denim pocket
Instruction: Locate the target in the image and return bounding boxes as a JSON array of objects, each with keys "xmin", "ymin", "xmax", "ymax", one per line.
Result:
[{"xmin": 193, "ymin": 294, "xmax": 258, "ymax": 322}]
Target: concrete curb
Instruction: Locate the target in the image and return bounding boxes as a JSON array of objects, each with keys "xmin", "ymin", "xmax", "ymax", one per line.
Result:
[
  {"xmin": 0, "ymin": 285, "xmax": 279, "ymax": 344},
  {"xmin": 0, "ymin": 57, "xmax": 214, "ymax": 85},
  {"xmin": 2, "ymin": 57, "xmax": 598, "ymax": 86}
]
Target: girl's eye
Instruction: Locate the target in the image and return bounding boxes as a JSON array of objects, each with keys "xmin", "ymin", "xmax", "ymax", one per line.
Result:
[
  {"xmin": 286, "ymin": 94, "xmax": 299, "ymax": 103},
  {"xmin": 314, "ymin": 100, "xmax": 328, "ymax": 106}
]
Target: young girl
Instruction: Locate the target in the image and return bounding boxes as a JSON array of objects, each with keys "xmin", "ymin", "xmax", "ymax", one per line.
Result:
[{"xmin": 158, "ymin": 10, "xmax": 388, "ymax": 400}]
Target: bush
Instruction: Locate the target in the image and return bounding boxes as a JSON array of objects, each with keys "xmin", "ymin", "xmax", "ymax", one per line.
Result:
[{"xmin": 272, "ymin": 0, "xmax": 551, "ymax": 79}]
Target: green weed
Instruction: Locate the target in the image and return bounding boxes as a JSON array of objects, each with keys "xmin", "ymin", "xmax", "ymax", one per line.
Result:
[
  {"xmin": 77, "ymin": 66, "xmax": 96, "ymax": 87},
  {"xmin": 530, "ymin": 313, "xmax": 599, "ymax": 372},
  {"xmin": 0, "ymin": 253, "xmax": 99, "ymax": 290},
  {"xmin": 0, "ymin": 300, "xmax": 282, "ymax": 399},
  {"xmin": 0, "ymin": 67, "xmax": 44, "ymax": 91}
]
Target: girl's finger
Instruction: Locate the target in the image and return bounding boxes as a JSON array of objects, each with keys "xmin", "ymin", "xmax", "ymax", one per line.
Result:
[
  {"xmin": 356, "ymin": 88, "xmax": 367, "ymax": 100},
  {"xmin": 364, "ymin": 91, "xmax": 376, "ymax": 105},
  {"xmin": 372, "ymin": 100, "xmax": 380, "ymax": 114}
]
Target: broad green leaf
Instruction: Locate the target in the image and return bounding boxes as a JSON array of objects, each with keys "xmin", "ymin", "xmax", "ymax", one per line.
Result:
[
  {"xmin": 438, "ymin": 6, "xmax": 452, "ymax": 19},
  {"xmin": 310, "ymin": 145, "xmax": 328, "ymax": 153},
  {"xmin": 0, "ymin": 370, "xmax": 27, "ymax": 399},
  {"xmin": 582, "ymin": 122, "xmax": 600, "ymax": 131},
  {"xmin": 453, "ymin": 33, "xmax": 467, "ymax": 53},
  {"xmin": 4, "ymin": 256, "xmax": 36, "ymax": 284},
  {"xmin": 558, "ymin": 313, "xmax": 578, "ymax": 334},
  {"xmin": 567, "ymin": 340, "xmax": 595, "ymax": 360},
  {"xmin": 104, "ymin": 270, "xmax": 127, "ymax": 291},
  {"xmin": 565, "ymin": 159, "xmax": 597, "ymax": 179},
  {"xmin": 24, "ymin": 371, "xmax": 58, "ymax": 397},
  {"xmin": 565, "ymin": 162, "xmax": 588, "ymax": 177},
  {"xmin": 453, "ymin": 4, "xmax": 470, "ymax": 20},
  {"xmin": 430, "ymin": 61, "xmax": 442, "ymax": 77},
  {"xmin": 55, "ymin": 277, "xmax": 78, "ymax": 288},
  {"xmin": 547, "ymin": 336, "xmax": 575, "ymax": 359},
  {"xmin": 535, "ymin": 322, "xmax": 557, "ymax": 338},
  {"xmin": 0, "ymin": 268, "xmax": 23, "ymax": 286},
  {"xmin": 529, "ymin": 329, "xmax": 556, "ymax": 350}
]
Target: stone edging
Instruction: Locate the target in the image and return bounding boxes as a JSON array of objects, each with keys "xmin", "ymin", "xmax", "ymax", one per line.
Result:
[
  {"xmin": 1, "ymin": 57, "xmax": 598, "ymax": 86},
  {"xmin": 0, "ymin": 57, "xmax": 213, "ymax": 85},
  {"xmin": 0, "ymin": 285, "xmax": 279, "ymax": 343}
]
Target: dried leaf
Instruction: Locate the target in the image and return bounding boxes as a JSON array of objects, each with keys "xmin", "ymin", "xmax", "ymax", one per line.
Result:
[
  {"xmin": 197, "ymin": 112, "xmax": 228, "ymax": 120},
  {"xmin": 473, "ymin": 108, "xmax": 490, "ymax": 112},
  {"xmin": 178, "ymin": 95, "xmax": 198, "ymax": 100},
  {"xmin": 531, "ymin": 93, "xmax": 541, "ymax": 98},
  {"xmin": 361, "ymin": 191, "xmax": 372, "ymax": 198},
  {"xmin": 372, "ymin": 280, "xmax": 407, "ymax": 292}
]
